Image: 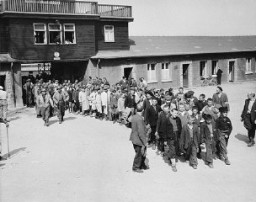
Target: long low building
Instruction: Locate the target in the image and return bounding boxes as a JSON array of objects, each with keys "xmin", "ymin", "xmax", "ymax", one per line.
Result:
[{"xmin": 89, "ymin": 36, "xmax": 256, "ymax": 88}]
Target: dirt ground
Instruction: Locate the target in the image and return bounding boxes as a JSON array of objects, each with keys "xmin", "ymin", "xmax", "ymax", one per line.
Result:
[{"xmin": 1, "ymin": 81, "xmax": 256, "ymax": 202}]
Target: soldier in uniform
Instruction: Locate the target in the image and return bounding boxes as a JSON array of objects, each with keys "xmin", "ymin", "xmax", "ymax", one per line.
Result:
[
  {"xmin": 36, "ymin": 88, "xmax": 53, "ymax": 126},
  {"xmin": 53, "ymin": 86, "xmax": 69, "ymax": 124}
]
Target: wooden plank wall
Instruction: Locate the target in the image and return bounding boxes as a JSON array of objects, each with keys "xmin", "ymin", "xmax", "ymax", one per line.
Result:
[
  {"xmin": 7, "ymin": 18, "xmax": 96, "ymax": 61},
  {"xmin": 95, "ymin": 21, "xmax": 129, "ymax": 51}
]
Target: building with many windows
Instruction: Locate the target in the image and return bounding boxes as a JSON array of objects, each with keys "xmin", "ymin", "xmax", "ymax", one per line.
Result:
[{"xmin": 90, "ymin": 36, "xmax": 256, "ymax": 88}]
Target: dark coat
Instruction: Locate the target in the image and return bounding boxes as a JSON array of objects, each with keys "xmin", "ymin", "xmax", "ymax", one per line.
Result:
[
  {"xmin": 145, "ymin": 105, "xmax": 161, "ymax": 126},
  {"xmin": 156, "ymin": 111, "xmax": 174, "ymax": 140},
  {"xmin": 200, "ymin": 122, "xmax": 218, "ymax": 143},
  {"xmin": 180, "ymin": 124, "xmax": 201, "ymax": 150},
  {"xmin": 124, "ymin": 95, "xmax": 136, "ymax": 108},
  {"xmin": 130, "ymin": 114, "xmax": 147, "ymax": 146},
  {"xmin": 241, "ymin": 99, "xmax": 256, "ymax": 122},
  {"xmin": 195, "ymin": 100, "xmax": 207, "ymax": 112},
  {"xmin": 216, "ymin": 115, "xmax": 233, "ymax": 135}
]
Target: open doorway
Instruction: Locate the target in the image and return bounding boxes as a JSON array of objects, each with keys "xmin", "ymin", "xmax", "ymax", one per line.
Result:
[
  {"xmin": 182, "ymin": 64, "xmax": 189, "ymax": 88},
  {"xmin": 124, "ymin": 67, "xmax": 133, "ymax": 80},
  {"xmin": 228, "ymin": 61, "xmax": 235, "ymax": 82}
]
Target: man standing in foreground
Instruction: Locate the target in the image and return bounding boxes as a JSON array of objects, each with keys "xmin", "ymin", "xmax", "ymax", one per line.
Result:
[
  {"xmin": 53, "ymin": 86, "xmax": 69, "ymax": 124},
  {"xmin": 130, "ymin": 106, "xmax": 148, "ymax": 173}
]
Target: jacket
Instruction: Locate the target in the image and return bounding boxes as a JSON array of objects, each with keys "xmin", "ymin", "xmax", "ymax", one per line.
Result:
[
  {"xmin": 36, "ymin": 94, "xmax": 53, "ymax": 108},
  {"xmin": 130, "ymin": 114, "xmax": 147, "ymax": 146},
  {"xmin": 180, "ymin": 123, "xmax": 201, "ymax": 150},
  {"xmin": 200, "ymin": 122, "xmax": 217, "ymax": 143},
  {"xmin": 145, "ymin": 105, "xmax": 161, "ymax": 126},
  {"xmin": 212, "ymin": 92, "xmax": 229, "ymax": 110},
  {"xmin": 216, "ymin": 115, "xmax": 233, "ymax": 135},
  {"xmin": 241, "ymin": 99, "xmax": 256, "ymax": 122},
  {"xmin": 156, "ymin": 111, "xmax": 174, "ymax": 140}
]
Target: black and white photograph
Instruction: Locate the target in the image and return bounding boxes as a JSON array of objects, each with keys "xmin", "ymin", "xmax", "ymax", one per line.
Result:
[{"xmin": 0, "ymin": 0, "xmax": 256, "ymax": 201}]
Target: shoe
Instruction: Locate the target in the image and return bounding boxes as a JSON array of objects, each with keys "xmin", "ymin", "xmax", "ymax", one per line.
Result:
[
  {"xmin": 171, "ymin": 165, "xmax": 177, "ymax": 172},
  {"xmin": 225, "ymin": 159, "xmax": 231, "ymax": 165},
  {"xmin": 141, "ymin": 165, "xmax": 150, "ymax": 170},
  {"xmin": 0, "ymin": 156, "xmax": 7, "ymax": 161},
  {"xmin": 152, "ymin": 144, "xmax": 156, "ymax": 150},
  {"xmin": 219, "ymin": 155, "xmax": 225, "ymax": 161},
  {"xmin": 208, "ymin": 163, "xmax": 214, "ymax": 168},
  {"xmin": 192, "ymin": 165, "xmax": 197, "ymax": 169},
  {"xmin": 132, "ymin": 169, "xmax": 143, "ymax": 173},
  {"xmin": 248, "ymin": 142, "xmax": 254, "ymax": 147},
  {"xmin": 59, "ymin": 121, "xmax": 62, "ymax": 124},
  {"xmin": 45, "ymin": 122, "xmax": 49, "ymax": 127}
]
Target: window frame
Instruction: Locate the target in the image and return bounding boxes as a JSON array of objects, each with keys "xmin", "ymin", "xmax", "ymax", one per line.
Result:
[
  {"xmin": 200, "ymin": 61, "xmax": 207, "ymax": 78},
  {"xmin": 245, "ymin": 58, "xmax": 253, "ymax": 74},
  {"xmin": 104, "ymin": 25, "xmax": 115, "ymax": 43},
  {"xmin": 33, "ymin": 23, "xmax": 47, "ymax": 45},
  {"xmin": 63, "ymin": 23, "xmax": 76, "ymax": 45},
  {"xmin": 48, "ymin": 23, "xmax": 62, "ymax": 45},
  {"xmin": 147, "ymin": 63, "xmax": 157, "ymax": 83},
  {"xmin": 161, "ymin": 62, "xmax": 172, "ymax": 82},
  {"xmin": 211, "ymin": 60, "xmax": 218, "ymax": 75}
]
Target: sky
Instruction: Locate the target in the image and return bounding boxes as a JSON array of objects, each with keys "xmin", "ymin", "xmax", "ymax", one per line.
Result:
[{"xmin": 97, "ymin": 0, "xmax": 256, "ymax": 36}]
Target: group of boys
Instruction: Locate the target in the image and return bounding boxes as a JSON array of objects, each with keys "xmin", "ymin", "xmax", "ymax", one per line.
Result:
[{"xmin": 130, "ymin": 86, "xmax": 233, "ymax": 173}]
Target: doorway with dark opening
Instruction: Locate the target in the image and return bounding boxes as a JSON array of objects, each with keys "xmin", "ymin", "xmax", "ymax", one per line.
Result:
[
  {"xmin": 124, "ymin": 67, "xmax": 133, "ymax": 80},
  {"xmin": 0, "ymin": 75, "xmax": 6, "ymax": 90}
]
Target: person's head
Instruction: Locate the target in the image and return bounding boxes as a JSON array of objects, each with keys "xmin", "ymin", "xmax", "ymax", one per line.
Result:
[
  {"xmin": 179, "ymin": 104, "xmax": 185, "ymax": 112},
  {"xmin": 122, "ymin": 76, "xmax": 126, "ymax": 81},
  {"xmin": 179, "ymin": 87, "xmax": 184, "ymax": 93},
  {"xmin": 163, "ymin": 104, "xmax": 170, "ymax": 113},
  {"xmin": 192, "ymin": 106, "xmax": 199, "ymax": 115},
  {"xmin": 207, "ymin": 98, "xmax": 213, "ymax": 107},
  {"xmin": 216, "ymin": 86, "xmax": 223, "ymax": 94},
  {"xmin": 188, "ymin": 116, "xmax": 195, "ymax": 125},
  {"xmin": 219, "ymin": 107, "xmax": 228, "ymax": 117},
  {"xmin": 171, "ymin": 108, "xmax": 178, "ymax": 118},
  {"xmin": 248, "ymin": 92, "xmax": 256, "ymax": 100},
  {"xmin": 82, "ymin": 88, "xmax": 85, "ymax": 92},
  {"xmin": 136, "ymin": 105, "xmax": 144, "ymax": 115},
  {"xmin": 57, "ymin": 86, "xmax": 62, "ymax": 92},
  {"xmin": 41, "ymin": 88, "xmax": 46, "ymax": 95},
  {"xmin": 204, "ymin": 114, "xmax": 213, "ymax": 124},
  {"xmin": 146, "ymin": 91, "xmax": 153, "ymax": 100},
  {"xmin": 152, "ymin": 97, "xmax": 158, "ymax": 106},
  {"xmin": 199, "ymin": 94, "xmax": 206, "ymax": 101}
]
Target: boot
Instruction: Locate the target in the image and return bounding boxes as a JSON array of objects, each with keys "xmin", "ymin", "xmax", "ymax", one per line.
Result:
[{"xmin": 225, "ymin": 158, "xmax": 231, "ymax": 165}]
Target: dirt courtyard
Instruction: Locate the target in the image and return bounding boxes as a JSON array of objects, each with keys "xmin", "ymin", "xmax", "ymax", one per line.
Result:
[{"xmin": 1, "ymin": 81, "xmax": 256, "ymax": 202}]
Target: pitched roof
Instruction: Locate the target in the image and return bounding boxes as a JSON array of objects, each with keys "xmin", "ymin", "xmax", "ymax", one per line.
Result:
[
  {"xmin": 92, "ymin": 35, "xmax": 256, "ymax": 59},
  {"xmin": 0, "ymin": 53, "xmax": 16, "ymax": 63}
]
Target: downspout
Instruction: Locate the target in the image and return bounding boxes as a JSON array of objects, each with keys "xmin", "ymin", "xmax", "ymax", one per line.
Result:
[{"xmin": 97, "ymin": 59, "xmax": 101, "ymax": 77}]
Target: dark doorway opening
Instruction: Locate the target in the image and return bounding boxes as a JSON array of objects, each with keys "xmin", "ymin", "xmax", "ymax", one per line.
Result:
[
  {"xmin": 228, "ymin": 61, "xmax": 235, "ymax": 82},
  {"xmin": 0, "ymin": 75, "xmax": 6, "ymax": 90},
  {"xmin": 124, "ymin": 67, "xmax": 133, "ymax": 80},
  {"xmin": 182, "ymin": 64, "xmax": 189, "ymax": 88},
  {"xmin": 51, "ymin": 61, "xmax": 88, "ymax": 83}
]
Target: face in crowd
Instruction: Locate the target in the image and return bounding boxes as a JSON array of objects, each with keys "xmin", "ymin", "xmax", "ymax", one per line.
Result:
[
  {"xmin": 171, "ymin": 109, "xmax": 178, "ymax": 118},
  {"xmin": 179, "ymin": 104, "xmax": 185, "ymax": 112}
]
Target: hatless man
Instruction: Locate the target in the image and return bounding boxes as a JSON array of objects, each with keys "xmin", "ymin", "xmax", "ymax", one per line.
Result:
[
  {"xmin": 53, "ymin": 86, "xmax": 69, "ymax": 124},
  {"xmin": 130, "ymin": 106, "xmax": 148, "ymax": 173},
  {"xmin": 37, "ymin": 88, "xmax": 53, "ymax": 126}
]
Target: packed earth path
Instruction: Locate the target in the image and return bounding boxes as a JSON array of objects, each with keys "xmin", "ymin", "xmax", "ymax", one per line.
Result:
[{"xmin": 1, "ymin": 81, "xmax": 256, "ymax": 202}]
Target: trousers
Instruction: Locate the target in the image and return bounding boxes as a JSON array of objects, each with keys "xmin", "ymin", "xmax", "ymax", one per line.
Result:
[{"xmin": 132, "ymin": 144, "xmax": 146, "ymax": 170}]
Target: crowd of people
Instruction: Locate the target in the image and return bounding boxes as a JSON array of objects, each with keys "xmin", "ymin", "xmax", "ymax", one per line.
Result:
[{"xmin": 1, "ymin": 74, "xmax": 256, "ymax": 172}]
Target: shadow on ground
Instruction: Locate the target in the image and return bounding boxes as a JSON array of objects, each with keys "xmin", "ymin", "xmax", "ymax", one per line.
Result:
[
  {"xmin": 2, "ymin": 147, "xmax": 27, "ymax": 159},
  {"xmin": 235, "ymin": 133, "xmax": 248, "ymax": 144},
  {"xmin": 49, "ymin": 117, "xmax": 77, "ymax": 126},
  {"xmin": 8, "ymin": 116, "xmax": 21, "ymax": 122}
]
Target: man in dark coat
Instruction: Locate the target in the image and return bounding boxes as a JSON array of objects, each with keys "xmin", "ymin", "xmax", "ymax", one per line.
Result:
[
  {"xmin": 216, "ymin": 68, "xmax": 223, "ymax": 85},
  {"xmin": 145, "ymin": 97, "xmax": 161, "ymax": 149},
  {"xmin": 241, "ymin": 93, "xmax": 256, "ymax": 147},
  {"xmin": 200, "ymin": 114, "xmax": 218, "ymax": 168},
  {"xmin": 130, "ymin": 106, "xmax": 148, "ymax": 173}
]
